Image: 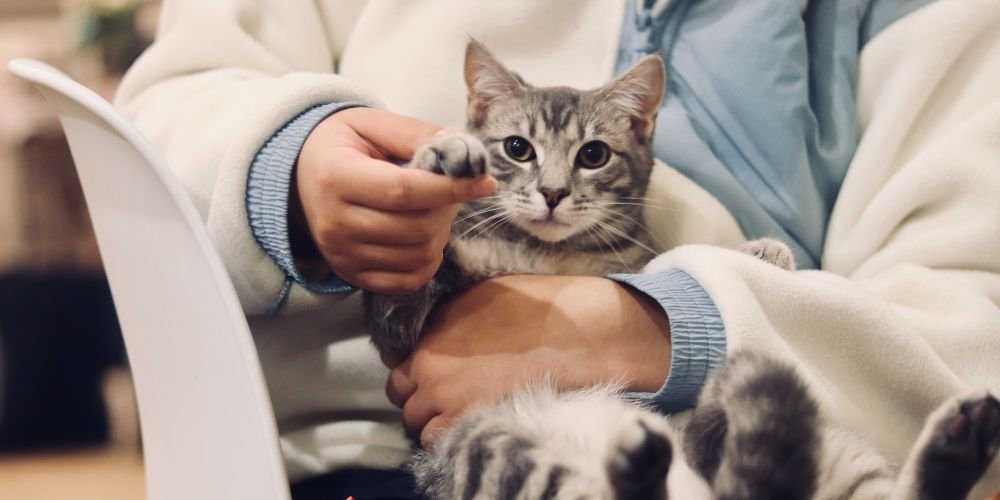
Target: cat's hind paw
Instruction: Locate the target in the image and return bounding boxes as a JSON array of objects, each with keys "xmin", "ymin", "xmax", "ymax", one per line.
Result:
[
  {"xmin": 410, "ymin": 132, "xmax": 487, "ymax": 178},
  {"xmin": 606, "ymin": 416, "xmax": 672, "ymax": 500},
  {"xmin": 737, "ymin": 237, "xmax": 796, "ymax": 271},
  {"xmin": 917, "ymin": 391, "xmax": 1000, "ymax": 499}
]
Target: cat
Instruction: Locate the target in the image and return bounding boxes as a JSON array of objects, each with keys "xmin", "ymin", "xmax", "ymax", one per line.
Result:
[
  {"xmin": 414, "ymin": 350, "xmax": 1000, "ymax": 499},
  {"xmin": 363, "ymin": 40, "xmax": 793, "ymax": 363},
  {"xmin": 364, "ymin": 41, "xmax": 1000, "ymax": 499}
]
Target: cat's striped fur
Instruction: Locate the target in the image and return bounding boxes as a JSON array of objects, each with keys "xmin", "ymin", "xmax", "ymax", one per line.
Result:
[
  {"xmin": 416, "ymin": 351, "xmax": 1000, "ymax": 499},
  {"xmin": 363, "ymin": 41, "xmax": 1000, "ymax": 499}
]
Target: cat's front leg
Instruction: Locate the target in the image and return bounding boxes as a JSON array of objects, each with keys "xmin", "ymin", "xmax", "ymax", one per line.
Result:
[
  {"xmin": 364, "ymin": 133, "xmax": 486, "ymax": 362},
  {"xmin": 408, "ymin": 131, "xmax": 488, "ymax": 178},
  {"xmin": 364, "ymin": 256, "xmax": 471, "ymax": 364},
  {"xmin": 363, "ymin": 282, "xmax": 446, "ymax": 364}
]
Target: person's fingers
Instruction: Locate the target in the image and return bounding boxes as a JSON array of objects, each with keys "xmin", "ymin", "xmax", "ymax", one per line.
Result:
[
  {"xmin": 332, "ymin": 148, "xmax": 497, "ymax": 210},
  {"xmin": 351, "ymin": 241, "xmax": 444, "ymax": 273},
  {"xmin": 352, "ymin": 264, "xmax": 440, "ymax": 295},
  {"xmin": 401, "ymin": 387, "xmax": 440, "ymax": 440},
  {"xmin": 337, "ymin": 107, "xmax": 443, "ymax": 160},
  {"xmin": 420, "ymin": 414, "xmax": 455, "ymax": 451},
  {"xmin": 334, "ymin": 203, "xmax": 459, "ymax": 245},
  {"xmin": 386, "ymin": 363, "xmax": 418, "ymax": 409}
]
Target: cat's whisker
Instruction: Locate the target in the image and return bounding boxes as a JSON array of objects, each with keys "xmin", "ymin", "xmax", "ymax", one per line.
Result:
[
  {"xmin": 471, "ymin": 195, "xmax": 505, "ymax": 202},
  {"xmin": 598, "ymin": 225, "xmax": 636, "ymax": 273},
  {"xmin": 586, "ymin": 225, "xmax": 632, "ymax": 273},
  {"xmin": 592, "ymin": 209, "xmax": 642, "ymax": 234},
  {"xmin": 455, "ymin": 205, "xmax": 506, "ymax": 224},
  {"xmin": 478, "ymin": 214, "xmax": 517, "ymax": 239},
  {"xmin": 620, "ymin": 196, "xmax": 679, "ymax": 203},
  {"xmin": 461, "ymin": 195, "xmax": 506, "ymax": 208},
  {"xmin": 454, "ymin": 210, "xmax": 512, "ymax": 241},
  {"xmin": 592, "ymin": 219, "xmax": 660, "ymax": 256},
  {"xmin": 619, "ymin": 196, "xmax": 685, "ymax": 207},
  {"xmin": 468, "ymin": 209, "xmax": 521, "ymax": 241},
  {"xmin": 592, "ymin": 201, "xmax": 675, "ymax": 211},
  {"xmin": 591, "ymin": 201, "xmax": 681, "ymax": 213},
  {"xmin": 460, "ymin": 202, "xmax": 505, "ymax": 213},
  {"xmin": 592, "ymin": 207, "xmax": 672, "ymax": 251}
]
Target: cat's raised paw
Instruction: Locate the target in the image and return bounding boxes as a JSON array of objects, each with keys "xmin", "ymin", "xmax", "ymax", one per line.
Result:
[
  {"xmin": 918, "ymin": 391, "xmax": 1000, "ymax": 499},
  {"xmin": 606, "ymin": 417, "xmax": 672, "ymax": 500},
  {"xmin": 410, "ymin": 132, "xmax": 487, "ymax": 178},
  {"xmin": 737, "ymin": 238, "xmax": 796, "ymax": 271}
]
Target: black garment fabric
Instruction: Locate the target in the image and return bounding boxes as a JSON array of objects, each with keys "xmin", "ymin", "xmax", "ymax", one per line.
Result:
[
  {"xmin": 291, "ymin": 468, "xmax": 426, "ymax": 500},
  {"xmin": 0, "ymin": 271, "xmax": 124, "ymax": 452}
]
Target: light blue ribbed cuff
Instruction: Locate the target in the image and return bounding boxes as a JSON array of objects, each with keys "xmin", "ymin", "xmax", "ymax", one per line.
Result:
[
  {"xmin": 608, "ymin": 269, "xmax": 726, "ymax": 413},
  {"xmin": 247, "ymin": 102, "xmax": 366, "ymax": 314}
]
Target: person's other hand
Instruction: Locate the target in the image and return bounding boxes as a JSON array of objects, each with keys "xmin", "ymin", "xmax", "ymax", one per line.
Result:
[
  {"xmin": 293, "ymin": 107, "xmax": 497, "ymax": 294},
  {"xmin": 386, "ymin": 274, "xmax": 672, "ymax": 448}
]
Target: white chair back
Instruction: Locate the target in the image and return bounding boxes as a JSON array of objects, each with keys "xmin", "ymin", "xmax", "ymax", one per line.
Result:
[{"xmin": 7, "ymin": 59, "xmax": 290, "ymax": 500}]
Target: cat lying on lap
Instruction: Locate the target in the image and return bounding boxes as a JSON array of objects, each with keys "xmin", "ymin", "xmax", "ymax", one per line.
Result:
[{"xmin": 363, "ymin": 41, "xmax": 1000, "ymax": 499}]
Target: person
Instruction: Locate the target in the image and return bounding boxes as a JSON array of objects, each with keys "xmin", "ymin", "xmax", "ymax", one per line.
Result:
[{"xmin": 115, "ymin": 0, "xmax": 1000, "ymax": 498}]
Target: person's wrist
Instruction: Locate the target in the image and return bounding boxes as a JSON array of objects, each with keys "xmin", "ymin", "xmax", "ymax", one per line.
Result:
[
  {"xmin": 288, "ymin": 172, "xmax": 330, "ymax": 281},
  {"xmin": 613, "ymin": 279, "xmax": 672, "ymax": 392},
  {"xmin": 248, "ymin": 102, "xmax": 364, "ymax": 296},
  {"xmin": 533, "ymin": 276, "xmax": 670, "ymax": 393},
  {"xmin": 569, "ymin": 278, "xmax": 671, "ymax": 393},
  {"xmin": 291, "ymin": 110, "xmax": 357, "ymax": 283}
]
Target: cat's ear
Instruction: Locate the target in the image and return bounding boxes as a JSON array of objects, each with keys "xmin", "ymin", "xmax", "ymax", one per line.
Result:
[
  {"xmin": 464, "ymin": 39, "xmax": 524, "ymax": 124},
  {"xmin": 597, "ymin": 55, "xmax": 666, "ymax": 140}
]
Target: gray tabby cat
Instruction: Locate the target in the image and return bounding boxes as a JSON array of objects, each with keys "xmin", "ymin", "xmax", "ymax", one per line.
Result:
[
  {"xmin": 365, "ymin": 41, "xmax": 792, "ymax": 361},
  {"xmin": 365, "ymin": 39, "xmax": 677, "ymax": 363},
  {"xmin": 364, "ymin": 41, "xmax": 1000, "ymax": 498}
]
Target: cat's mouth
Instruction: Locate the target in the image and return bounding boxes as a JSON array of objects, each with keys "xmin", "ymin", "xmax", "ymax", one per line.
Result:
[
  {"xmin": 527, "ymin": 214, "xmax": 571, "ymax": 228},
  {"xmin": 522, "ymin": 215, "xmax": 577, "ymax": 242}
]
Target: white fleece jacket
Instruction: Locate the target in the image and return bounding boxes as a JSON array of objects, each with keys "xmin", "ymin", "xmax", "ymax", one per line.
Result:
[{"xmin": 115, "ymin": 0, "xmax": 1000, "ymax": 491}]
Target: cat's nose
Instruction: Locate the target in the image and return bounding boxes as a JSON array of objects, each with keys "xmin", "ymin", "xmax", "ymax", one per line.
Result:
[{"xmin": 539, "ymin": 188, "xmax": 570, "ymax": 210}]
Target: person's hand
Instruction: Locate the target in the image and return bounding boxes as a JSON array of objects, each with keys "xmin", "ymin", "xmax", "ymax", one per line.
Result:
[
  {"xmin": 386, "ymin": 274, "xmax": 671, "ymax": 448},
  {"xmin": 293, "ymin": 107, "xmax": 497, "ymax": 294}
]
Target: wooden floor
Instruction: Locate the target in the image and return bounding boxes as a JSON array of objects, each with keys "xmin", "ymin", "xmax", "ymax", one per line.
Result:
[{"xmin": 0, "ymin": 447, "xmax": 144, "ymax": 500}]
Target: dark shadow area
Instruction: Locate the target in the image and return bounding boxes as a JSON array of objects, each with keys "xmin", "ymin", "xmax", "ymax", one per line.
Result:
[{"xmin": 0, "ymin": 270, "xmax": 124, "ymax": 452}]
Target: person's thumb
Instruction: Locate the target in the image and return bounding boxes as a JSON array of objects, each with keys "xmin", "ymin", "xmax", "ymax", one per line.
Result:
[
  {"xmin": 450, "ymin": 175, "xmax": 499, "ymax": 203},
  {"xmin": 340, "ymin": 107, "xmax": 443, "ymax": 160}
]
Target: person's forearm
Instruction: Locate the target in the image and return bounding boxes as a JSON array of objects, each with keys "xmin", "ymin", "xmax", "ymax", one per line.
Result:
[
  {"xmin": 423, "ymin": 275, "xmax": 671, "ymax": 392},
  {"xmin": 114, "ymin": 0, "xmax": 379, "ymax": 314},
  {"xmin": 389, "ymin": 273, "xmax": 674, "ymax": 444}
]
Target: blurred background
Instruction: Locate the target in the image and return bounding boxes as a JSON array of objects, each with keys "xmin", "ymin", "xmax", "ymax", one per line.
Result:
[{"xmin": 0, "ymin": 0, "xmax": 161, "ymax": 498}]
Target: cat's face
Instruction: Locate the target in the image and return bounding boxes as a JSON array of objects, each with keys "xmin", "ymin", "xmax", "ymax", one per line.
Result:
[{"xmin": 463, "ymin": 41, "xmax": 665, "ymax": 245}]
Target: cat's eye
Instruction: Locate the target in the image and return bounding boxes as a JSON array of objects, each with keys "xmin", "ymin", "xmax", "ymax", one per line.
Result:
[
  {"xmin": 504, "ymin": 136, "xmax": 535, "ymax": 162},
  {"xmin": 576, "ymin": 141, "xmax": 611, "ymax": 169}
]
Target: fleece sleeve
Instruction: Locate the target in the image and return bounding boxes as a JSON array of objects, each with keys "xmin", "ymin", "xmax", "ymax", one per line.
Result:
[
  {"xmin": 609, "ymin": 270, "xmax": 726, "ymax": 413},
  {"xmin": 247, "ymin": 102, "xmax": 367, "ymax": 315},
  {"xmin": 114, "ymin": 0, "xmax": 380, "ymax": 315},
  {"xmin": 643, "ymin": 0, "xmax": 1000, "ymax": 492}
]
